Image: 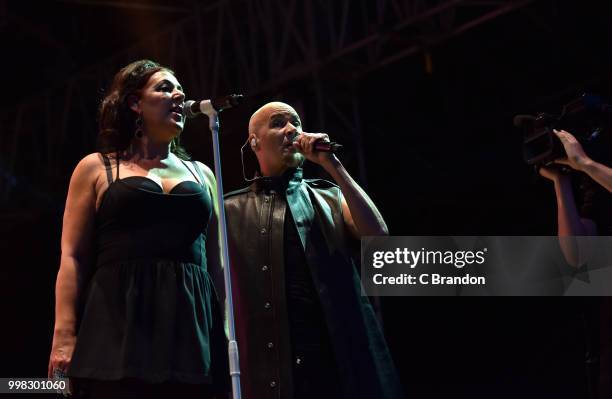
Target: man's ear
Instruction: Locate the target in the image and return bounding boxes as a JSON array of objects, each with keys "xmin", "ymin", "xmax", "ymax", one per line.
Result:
[{"xmin": 127, "ymin": 94, "xmax": 140, "ymax": 113}]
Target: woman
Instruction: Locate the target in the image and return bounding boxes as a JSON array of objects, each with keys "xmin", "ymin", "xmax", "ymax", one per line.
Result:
[{"xmin": 47, "ymin": 60, "xmax": 230, "ymax": 398}]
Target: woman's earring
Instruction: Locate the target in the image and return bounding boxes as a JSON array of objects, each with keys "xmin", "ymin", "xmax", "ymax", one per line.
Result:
[{"xmin": 134, "ymin": 113, "xmax": 144, "ymax": 139}]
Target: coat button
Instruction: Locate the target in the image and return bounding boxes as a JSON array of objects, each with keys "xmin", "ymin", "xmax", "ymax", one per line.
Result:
[
  {"xmin": 267, "ymin": 342, "xmax": 274, "ymax": 349},
  {"xmin": 261, "ymin": 265, "xmax": 269, "ymax": 272},
  {"xmin": 260, "ymin": 227, "xmax": 267, "ymax": 234},
  {"xmin": 264, "ymin": 302, "xmax": 271, "ymax": 309},
  {"xmin": 270, "ymin": 380, "xmax": 277, "ymax": 388},
  {"xmin": 264, "ymin": 197, "xmax": 270, "ymax": 203}
]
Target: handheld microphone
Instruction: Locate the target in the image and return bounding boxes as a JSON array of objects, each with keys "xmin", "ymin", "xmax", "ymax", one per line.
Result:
[
  {"xmin": 289, "ymin": 132, "xmax": 343, "ymax": 153},
  {"xmin": 312, "ymin": 140, "xmax": 343, "ymax": 152},
  {"xmin": 184, "ymin": 94, "xmax": 244, "ymax": 118}
]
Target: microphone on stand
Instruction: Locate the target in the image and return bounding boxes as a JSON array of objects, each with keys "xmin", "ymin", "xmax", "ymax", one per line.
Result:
[
  {"xmin": 187, "ymin": 93, "xmax": 246, "ymax": 399},
  {"xmin": 184, "ymin": 94, "xmax": 244, "ymax": 118}
]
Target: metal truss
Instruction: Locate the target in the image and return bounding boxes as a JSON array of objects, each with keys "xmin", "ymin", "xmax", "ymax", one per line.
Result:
[{"xmin": 0, "ymin": 0, "xmax": 533, "ymax": 202}]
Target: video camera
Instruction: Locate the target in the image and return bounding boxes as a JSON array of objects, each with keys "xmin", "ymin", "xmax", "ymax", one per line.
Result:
[{"xmin": 514, "ymin": 93, "xmax": 612, "ymax": 167}]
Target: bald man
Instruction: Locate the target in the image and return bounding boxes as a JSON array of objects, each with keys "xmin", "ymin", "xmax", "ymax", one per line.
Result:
[{"xmin": 224, "ymin": 102, "xmax": 403, "ymax": 399}]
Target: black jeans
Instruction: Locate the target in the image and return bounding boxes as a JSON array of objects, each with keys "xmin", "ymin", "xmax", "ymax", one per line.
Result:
[{"xmin": 292, "ymin": 348, "xmax": 342, "ymax": 399}]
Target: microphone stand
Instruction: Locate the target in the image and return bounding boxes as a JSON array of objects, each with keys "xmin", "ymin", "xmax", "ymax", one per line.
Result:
[{"xmin": 200, "ymin": 101, "xmax": 242, "ymax": 399}]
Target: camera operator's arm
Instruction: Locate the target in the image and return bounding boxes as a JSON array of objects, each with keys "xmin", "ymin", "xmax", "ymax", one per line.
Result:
[
  {"xmin": 539, "ymin": 166, "xmax": 597, "ymax": 267},
  {"xmin": 554, "ymin": 129, "xmax": 612, "ymax": 193}
]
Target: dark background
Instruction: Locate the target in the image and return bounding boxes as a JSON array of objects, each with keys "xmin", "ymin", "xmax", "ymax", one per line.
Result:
[{"xmin": 2, "ymin": 1, "xmax": 612, "ymax": 398}]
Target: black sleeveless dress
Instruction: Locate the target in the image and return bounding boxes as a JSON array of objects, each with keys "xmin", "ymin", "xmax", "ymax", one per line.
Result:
[{"xmin": 67, "ymin": 153, "xmax": 229, "ymax": 391}]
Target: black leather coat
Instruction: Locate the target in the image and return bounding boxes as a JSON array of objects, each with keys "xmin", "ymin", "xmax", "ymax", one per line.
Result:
[{"xmin": 224, "ymin": 168, "xmax": 404, "ymax": 399}]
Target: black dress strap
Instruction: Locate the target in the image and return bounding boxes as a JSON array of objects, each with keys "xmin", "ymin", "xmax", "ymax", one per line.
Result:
[
  {"xmin": 101, "ymin": 153, "xmax": 113, "ymax": 185},
  {"xmin": 180, "ymin": 159, "xmax": 206, "ymax": 188},
  {"xmin": 192, "ymin": 161, "xmax": 207, "ymax": 188},
  {"xmin": 115, "ymin": 151, "xmax": 120, "ymax": 180}
]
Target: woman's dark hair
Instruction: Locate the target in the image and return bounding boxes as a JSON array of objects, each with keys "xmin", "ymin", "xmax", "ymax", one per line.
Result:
[{"xmin": 97, "ymin": 59, "xmax": 190, "ymax": 160}]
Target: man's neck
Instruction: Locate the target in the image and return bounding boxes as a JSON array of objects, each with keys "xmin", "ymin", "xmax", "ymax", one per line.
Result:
[{"xmin": 260, "ymin": 164, "xmax": 290, "ymax": 177}]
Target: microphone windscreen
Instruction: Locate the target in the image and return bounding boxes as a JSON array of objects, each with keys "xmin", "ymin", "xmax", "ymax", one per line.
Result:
[{"xmin": 184, "ymin": 100, "xmax": 199, "ymax": 119}]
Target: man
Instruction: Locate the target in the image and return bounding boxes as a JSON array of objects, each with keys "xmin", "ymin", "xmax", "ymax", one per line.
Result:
[{"xmin": 224, "ymin": 102, "xmax": 403, "ymax": 399}]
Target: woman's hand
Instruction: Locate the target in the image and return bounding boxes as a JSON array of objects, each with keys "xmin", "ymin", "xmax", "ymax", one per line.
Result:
[{"xmin": 48, "ymin": 330, "xmax": 76, "ymax": 379}]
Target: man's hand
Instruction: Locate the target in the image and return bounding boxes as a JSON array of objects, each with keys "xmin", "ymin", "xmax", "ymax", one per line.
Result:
[
  {"xmin": 292, "ymin": 132, "xmax": 335, "ymax": 166},
  {"xmin": 553, "ymin": 129, "xmax": 592, "ymax": 171}
]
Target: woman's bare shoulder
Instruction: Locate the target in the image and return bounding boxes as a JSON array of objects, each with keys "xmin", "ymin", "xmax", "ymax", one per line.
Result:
[
  {"xmin": 70, "ymin": 152, "xmax": 108, "ymax": 182},
  {"xmin": 194, "ymin": 160, "xmax": 215, "ymax": 180},
  {"xmin": 192, "ymin": 161, "xmax": 218, "ymax": 194}
]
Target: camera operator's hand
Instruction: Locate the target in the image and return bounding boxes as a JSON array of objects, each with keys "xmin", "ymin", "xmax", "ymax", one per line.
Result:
[
  {"xmin": 538, "ymin": 165, "xmax": 568, "ymax": 183},
  {"xmin": 553, "ymin": 129, "xmax": 592, "ymax": 171},
  {"xmin": 551, "ymin": 129, "xmax": 612, "ymax": 193}
]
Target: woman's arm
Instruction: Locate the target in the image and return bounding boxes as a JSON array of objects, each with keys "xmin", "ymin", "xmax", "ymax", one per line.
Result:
[
  {"xmin": 197, "ymin": 161, "xmax": 229, "ymax": 338},
  {"xmin": 48, "ymin": 153, "xmax": 99, "ymax": 378},
  {"xmin": 197, "ymin": 161, "xmax": 225, "ymax": 304}
]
